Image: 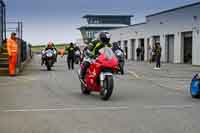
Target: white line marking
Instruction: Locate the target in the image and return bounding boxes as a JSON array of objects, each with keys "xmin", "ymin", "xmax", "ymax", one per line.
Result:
[
  {"xmin": 1, "ymin": 106, "xmax": 129, "ymax": 113},
  {"xmin": 144, "ymin": 105, "xmax": 193, "ymax": 110},
  {"xmin": 128, "ymin": 71, "xmax": 141, "ymax": 79}
]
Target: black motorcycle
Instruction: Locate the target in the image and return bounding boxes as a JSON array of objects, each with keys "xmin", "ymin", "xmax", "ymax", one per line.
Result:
[
  {"xmin": 114, "ymin": 49, "xmax": 125, "ymax": 75},
  {"xmin": 44, "ymin": 49, "xmax": 55, "ymax": 71}
]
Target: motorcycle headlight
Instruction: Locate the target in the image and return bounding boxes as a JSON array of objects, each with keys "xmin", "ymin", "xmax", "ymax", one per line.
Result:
[
  {"xmin": 116, "ymin": 52, "xmax": 121, "ymax": 56},
  {"xmin": 115, "ymin": 50, "xmax": 122, "ymax": 56},
  {"xmin": 47, "ymin": 53, "xmax": 53, "ymax": 57}
]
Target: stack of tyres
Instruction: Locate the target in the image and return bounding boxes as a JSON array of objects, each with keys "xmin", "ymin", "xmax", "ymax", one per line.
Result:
[{"xmin": 190, "ymin": 74, "xmax": 200, "ymax": 98}]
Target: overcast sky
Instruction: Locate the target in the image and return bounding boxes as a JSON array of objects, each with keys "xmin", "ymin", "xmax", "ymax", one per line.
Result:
[{"xmin": 6, "ymin": 0, "xmax": 200, "ymax": 44}]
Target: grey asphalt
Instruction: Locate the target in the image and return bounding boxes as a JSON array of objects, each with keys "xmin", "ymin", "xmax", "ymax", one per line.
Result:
[{"xmin": 0, "ymin": 55, "xmax": 200, "ymax": 133}]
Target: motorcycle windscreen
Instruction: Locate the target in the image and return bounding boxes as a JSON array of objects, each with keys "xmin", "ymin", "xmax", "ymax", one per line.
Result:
[
  {"xmin": 98, "ymin": 47, "xmax": 118, "ymax": 68},
  {"xmin": 46, "ymin": 50, "xmax": 54, "ymax": 57},
  {"xmin": 99, "ymin": 47, "xmax": 114, "ymax": 60}
]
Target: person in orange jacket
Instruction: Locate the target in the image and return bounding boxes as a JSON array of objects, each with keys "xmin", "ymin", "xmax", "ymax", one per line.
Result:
[{"xmin": 7, "ymin": 32, "xmax": 18, "ymax": 76}]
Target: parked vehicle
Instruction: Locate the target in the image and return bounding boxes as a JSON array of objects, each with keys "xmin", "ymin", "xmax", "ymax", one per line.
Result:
[
  {"xmin": 190, "ymin": 73, "xmax": 200, "ymax": 98},
  {"xmin": 78, "ymin": 47, "xmax": 118, "ymax": 100}
]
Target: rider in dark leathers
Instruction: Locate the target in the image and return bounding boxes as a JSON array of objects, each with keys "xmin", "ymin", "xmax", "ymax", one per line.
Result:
[
  {"xmin": 66, "ymin": 43, "xmax": 75, "ymax": 70},
  {"xmin": 112, "ymin": 42, "xmax": 124, "ymax": 54}
]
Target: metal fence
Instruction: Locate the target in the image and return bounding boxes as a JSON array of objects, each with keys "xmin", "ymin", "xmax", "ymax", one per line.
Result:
[{"xmin": 0, "ymin": 0, "xmax": 6, "ymax": 48}]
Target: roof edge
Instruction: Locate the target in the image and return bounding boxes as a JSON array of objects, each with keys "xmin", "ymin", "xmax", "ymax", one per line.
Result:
[
  {"xmin": 108, "ymin": 22, "xmax": 147, "ymax": 31},
  {"xmin": 83, "ymin": 14, "xmax": 134, "ymax": 18},
  {"xmin": 146, "ymin": 2, "xmax": 200, "ymax": 18},
  {"xmin": 129, "ymin": 22, "xmax": 147, "ymax": 27}
]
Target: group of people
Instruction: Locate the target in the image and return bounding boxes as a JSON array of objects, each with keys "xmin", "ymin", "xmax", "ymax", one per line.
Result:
[
  {"xmin": 41, "ymin": 42, "xmax": 81, "ymax": 70},
  {"xmin": 62, "ymin": 31, "xmax": 124, "ymax": 78},
  {"xmin": 41, "ymin": 31, "xmax": 162, "ymax": 74},
  {"xmin": 136, "ymin": 43, "xmax": 162, "ymax": 69},
  {"xmin": 5, "ymin": 30, "xmax": 162, "ymax": 77}
]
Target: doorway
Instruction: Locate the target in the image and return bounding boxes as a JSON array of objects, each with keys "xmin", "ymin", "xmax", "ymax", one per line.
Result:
[
  {"xmin": 183, "ymin": 32, "xmax": 192, "ymax": 64},
  {"xmin": 139, "ymin": 39, "xmax": 145, "ymax": 61},
  {"xmin": 124, "ymin": 40, "xmax": 128, "ymax": 60},
  {"xmin": 166, "ymin": 35, "xmax": 174, "ymax": 63},
  {"xmin": 147, "ymin": 38, "xmax": 150, "ymax": 61},
  {"xmin": 131, "ymin": 39, "xmax": 135, "ymax": 60}
]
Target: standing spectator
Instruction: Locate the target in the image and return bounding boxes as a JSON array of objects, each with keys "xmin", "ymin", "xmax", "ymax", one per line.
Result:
[
  {"xmin": 152, "ymin": 44, "xmax": 156, "ymax": 62},
  {"xmin": 7, "ymin": 33, "xmax": 18, "ymax": 76},
  {"xmin": 154, "ymin": 43, "xmax": 162, "ymax": 70},
  {"xmin": 66, "ymin": 42, "xmax": 75, "ymax": 70},
  {"xmin": 124, "ymin": 46, "xmax": 128, "ymax": 60},
  {"xmin": 141, "ymin": 46, "xmax": 145, "ymax": 61},
  {"xmin": 136, "ymin": 47, "xmax": 141, "ymax": 61},
  {"xmin": 148, "ymin": 45, "xmax": 153, "ymax": 64}
]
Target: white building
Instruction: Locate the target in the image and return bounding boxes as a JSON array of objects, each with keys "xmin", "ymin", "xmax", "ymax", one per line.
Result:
[{"xmin": 109, "ymin": 2, "xmax": 200, "ymax": 65}]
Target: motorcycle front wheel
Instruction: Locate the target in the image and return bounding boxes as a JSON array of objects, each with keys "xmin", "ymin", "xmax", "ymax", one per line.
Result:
[
  {"xmin": 47, "ymin": 65, "xmax": 51, "ymax": 71},
  {"xmin": 101, "ymin": 75, "xmax": 114, "ymax": 101},
  {"xmin": 46, "ymin": 61, "xmax": 52, "ymax": 71}
]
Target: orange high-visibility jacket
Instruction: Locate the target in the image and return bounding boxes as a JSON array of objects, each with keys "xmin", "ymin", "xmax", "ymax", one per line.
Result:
[{"xmin": 7, "ymin": 38, "xmax": 18, "ymax": 56}]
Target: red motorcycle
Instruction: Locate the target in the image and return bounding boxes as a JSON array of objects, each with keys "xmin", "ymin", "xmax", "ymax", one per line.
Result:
[{"xmin": 78, "ymin": 47, "xmax": 119, "ymax": 100}]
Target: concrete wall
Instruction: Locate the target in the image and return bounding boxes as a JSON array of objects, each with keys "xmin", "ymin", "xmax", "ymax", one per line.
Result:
[
  {"xmin": 109, "ymin": 3, "xmax": 200, "ymax": 65},
  {"xmin": 193, "ymin": 27, "xmax": 200, "ymax": 65}
]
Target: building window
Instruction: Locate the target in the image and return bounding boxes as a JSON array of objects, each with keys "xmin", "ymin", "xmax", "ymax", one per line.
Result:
[
  {"xmin": 118, "ymin": 41, "xmax": 121, "ymax": 47},
  {"xmin": 94, "ymin": 18, "xmax": 100, "ymax": 24},
  {"xmin": 88, "ymin": 32, "xmax": 91, "ymax": 39},
  {"xmin": 193, "ymin": 16, "xmax": 198, "ymax": 21}
]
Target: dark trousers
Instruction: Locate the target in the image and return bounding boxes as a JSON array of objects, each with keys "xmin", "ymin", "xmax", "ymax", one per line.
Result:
[
  {"xmin": 67, "ymin": 56, "xmax": 74, "ymax": 70},
  {"xmin": 137, "ymin": 55, "xmax": 140, "ymax": 61},
  {"xmin": 156, "ymin": 55, "xmax": 161, "ymax": 68},
  {"xmin": 80, "ymin": 61, "xmax": 90, "ymax": 79}
]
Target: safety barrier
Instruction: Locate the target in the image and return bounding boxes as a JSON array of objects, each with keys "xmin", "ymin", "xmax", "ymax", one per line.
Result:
[{"xmin": 17, "ymin": 39, "xmax": 32, "ymax": 73}]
